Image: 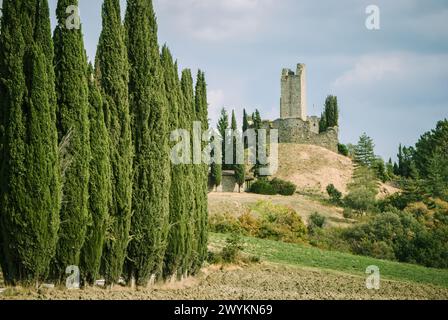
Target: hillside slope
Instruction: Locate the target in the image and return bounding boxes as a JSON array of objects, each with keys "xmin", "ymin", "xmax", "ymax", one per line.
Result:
[{"xmin": 274, "ymin": 144, "xmax": 399, "ymax": 197}]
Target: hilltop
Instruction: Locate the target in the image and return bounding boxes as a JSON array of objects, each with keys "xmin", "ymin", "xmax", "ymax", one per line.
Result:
[{"xmin": 273, "ymin": 143, "xmax": 399, "ymax": 197}]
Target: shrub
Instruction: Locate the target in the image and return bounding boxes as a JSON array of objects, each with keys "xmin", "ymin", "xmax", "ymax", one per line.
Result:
[
  {"xmin": 309, "ymin": 213, "xmax": 326, "ymax": 228},
  {"xmin": 344, "ymin": 166, "xmax": 379, "ymax": 214},
  {"xmin": 221, "ymin": 233, "xmax": 244, "ymax": 263},
  {"xmin": 249, "ymin": 179, "xmax": 276, "ymax": 195},
  {"xmin": 326, "ymin": 184, "xmax": 342, "ymax": 205},
  {"xmin": 338, "ymin": 143, "xmax": 349, "ymax": 157},
  {"xmin": 270, "ymin": 178, "xmax": 297, "ymax": 196},
  {"xmin": 208, "ymin": 213, "xmax": 241, "ymax": 234},
  {"xmin": 308, "ymin": 227, "xmax": 351, "ymax": 252},
  {"xmin": 257, "ymin": 204, "xmax": 307, "ymax": 243},
  {"xmin": 343, "ymin": 208, "xmax": 354, "ymax": 219},
  {"xmin": 238, "ymin": 211, "xmax": 260, "ymax": 236},
  {"xmin": 249, "ymin": 178, "xmax": 297, "ymax": 196}
]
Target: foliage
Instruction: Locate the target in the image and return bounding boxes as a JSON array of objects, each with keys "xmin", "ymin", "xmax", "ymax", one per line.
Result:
[
  {"xmin": 210, "ymin": 162, "xmax": 222, "ymax": 189},
  {"xmin": 234, "ymin": 164, "xmax": 246, "ymax": 192},
  {"xmin": 221, "ymin": 233, "xmax": 244, "ymax": 263},
  {"xmin": 344, "ymin": 166, "xmax": 379, "ymax": 214},
  {"xmin": 125, "ymin": 0, "xmax": 171, "ymax": 284},
  {"xmin": 209, "ymin": 201, "xmax": 307, "ymax": 244},
  {"xmin": 307, "ymin": 213, "xmax": 326, "ymax": 235},
  {"xmin": 319, "ymin": 95, "xmax": 339, "ymax": 132},
  {"xmin": 0, "ymin": 0, "xmax": 61, "ymax": 284},
  {"xmin": 180, "ymin": 69, "xmax": 197, "ymax": 275},
  {"xmin": 338, "ymin": 143, "xmax": 349, "ymax": 157},
  {"xmin": 413, "ymin": 119, "xmax": 448, "ymax": 179},
  {"xmin": 397, "ymin": 144, "xmax": 418, "ymax": 179},
  {"xmin": 341, "ymin": 209, "xmax": 448, "ymax": 268},
  {"xmin": 96, "ymin": 0, "xmax": 133, "ymax": 284},
  {"xmin": 162, "ymin": 47, "xmax": 186, "ymax": 279},
  {"xmin": 249, "ymin": 179, "xmax": 277, "ymax": 195},
  {"xmin": 249, "ymin": 178, "xmax": 297, "ymax": 196},
  {"xmin": 353, "ymin": 133, "xmax": 376, "ymax": 168},
  {"xmin": 52, "ymin": 0, "xmax": 91, "ymax": 281},
  {"xmin": 326, "ymin": 184, "xmax": 342, "ymax": 205},
  {"xmin": 80, "ymin": 65, "xmax": 111, "ymax": 285},
  {"xmin": 217, "ymin": 108, "xmax": 229, "ymax": 169},
  {"xmin": 192, "ymin": 70, "xmax": 209, "ymax": 274},
  {"xmin": 270, "ymin": 178, "xmax": 297, "ymax": 196}
]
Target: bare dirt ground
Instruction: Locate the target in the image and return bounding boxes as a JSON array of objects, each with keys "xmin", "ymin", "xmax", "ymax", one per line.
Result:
[
  {"xmin": 1, "ymin": 263, "xmax": 447, "ymax": 300},
  {"xmin": 208, "ymin": 192, "xmax": 351, "ymax": 227},
  {"xmin": 274, "ymin": 144, "xmax": 400, "ymax": 198}
]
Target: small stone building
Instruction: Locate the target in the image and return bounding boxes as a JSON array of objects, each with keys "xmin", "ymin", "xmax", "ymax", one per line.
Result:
[{"xmin": 208, "ymin": 170, "xmax": 254, "ymax": 193}]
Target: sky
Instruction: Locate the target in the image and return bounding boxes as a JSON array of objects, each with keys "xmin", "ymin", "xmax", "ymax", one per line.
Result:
[{"xmin": 2, "ymin": 0, "xmax": 448, "ymax": 160}]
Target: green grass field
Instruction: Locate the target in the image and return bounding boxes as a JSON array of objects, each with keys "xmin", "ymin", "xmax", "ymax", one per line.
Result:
[{"xmin": 209, "ymin": 232, "xmax": 448, "ymax": 288}]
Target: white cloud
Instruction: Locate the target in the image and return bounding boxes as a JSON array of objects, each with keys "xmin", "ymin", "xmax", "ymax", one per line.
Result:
[
  {"xmin": 332, "ymin": 52, "xmax": 448, "ymax": 91},
  {"xmin": 154, "ymin": 0, "xmax": 275, "ymax": 42},
  {"xmin": 333, "ymin": 54, "xmax": 403, "ymax": 88}
]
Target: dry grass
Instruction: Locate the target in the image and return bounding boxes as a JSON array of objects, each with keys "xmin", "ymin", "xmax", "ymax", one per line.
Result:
[
  {"xmin": 274, "ymin": 143, "xmax": 399, "ymax": 198},
  {"xmin": 208, "ymin": 192, "xmax": 352, "ymax": 228}
]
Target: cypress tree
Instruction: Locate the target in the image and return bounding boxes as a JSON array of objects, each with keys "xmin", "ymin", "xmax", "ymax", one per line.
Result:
[
  {"xmin": 162, "ymin": 47, "xmax": 187, "ymax": 279},
  {"xmin": 319, "ymin": 112, "xmax": 328, "ymax": 133},
  {"xmin": 252, "ymin": 110, "xmax": 262, "ymax": 177},
  {"xmin": 231, "ymin": 110, "xmax": 245, "ymax": 192},
  {"xmin": 231, "ymin": 110, "xmax": 238, "ymax": 165},
  {"xmin": 0, "ymin": 0, "xmax": 61, "ymax": 284},
  {"xmin": 192, "ymin": 70, "xmax": 209, "ymax": 273},
  {"xmin": 210, "ymin": 162, "xmax": 222, "ymax": 190},
  {"xmin": 125, "ymin": 0, "xmax": 170, "ymax": 285},
  {"xmin": 80, "ymin": 65, "xmax": 111, "ymax": 285},
  {"xmin": 180, "ymin": 69, "xmax": 195, "ymax": 276},
  {"xmin": 217, "ymin": 108, "xmax": 229, "ymax": 168},
  {"xmin": 95, "ymin": 0, "xmax": 133, "ymax": 284},
  {"xmin": 52, "ymin": 0, "xmax": 90, "ymax": 279},
  {"xmin": 242, "ymin": 109, "xmax": 249, "ymax": 149}
]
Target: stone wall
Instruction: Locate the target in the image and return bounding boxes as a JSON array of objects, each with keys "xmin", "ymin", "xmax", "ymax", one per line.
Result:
[
  {"xmin": 272, "ymin": 118, "xmax": 339, "ymax": 153},
  {"xmin": 208, "ymin": 172, "xmax": 245, "ymax": 193}
]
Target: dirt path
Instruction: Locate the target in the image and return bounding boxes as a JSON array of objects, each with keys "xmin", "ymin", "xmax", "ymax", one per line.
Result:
[{"xmin": 1, "ymin": 263, "xmax": 447, "ymax": 300}]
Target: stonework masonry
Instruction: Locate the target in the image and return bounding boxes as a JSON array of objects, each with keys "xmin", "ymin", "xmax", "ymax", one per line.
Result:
[
  {"xmin": 272, "ymin": 118, "xmax": 339, "ymax": 153},
  {"xmin": 273, "ymin": 63, "xmax": 339, "ymax": 153},
  {"xmin": 280, "ymin": 64, "xmax": 307, "ymax": 120}
]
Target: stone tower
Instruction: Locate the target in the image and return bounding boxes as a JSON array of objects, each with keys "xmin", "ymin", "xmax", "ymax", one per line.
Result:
[{"xmin": 280, "ymin": 63, "xmax": 308, "ymax": 121}]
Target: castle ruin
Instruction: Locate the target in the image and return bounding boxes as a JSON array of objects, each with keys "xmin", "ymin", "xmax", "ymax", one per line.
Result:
[
  {"xmin": 270, "ymin": 63, "xmax": 339, "ymax": 153},
  {"xmin": 280, "ymin": 64, "xmax": 308, "ymax": 121}
]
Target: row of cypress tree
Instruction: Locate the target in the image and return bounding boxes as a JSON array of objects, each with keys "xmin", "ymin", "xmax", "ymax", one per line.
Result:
[{"xmin": 0, "ymin": 0, "xmax": 209, "ymax": 286}]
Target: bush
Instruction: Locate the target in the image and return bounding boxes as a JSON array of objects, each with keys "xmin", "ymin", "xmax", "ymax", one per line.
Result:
[
  {"xmin": 308, "ymin": 213, "xmax": 326, "ymax": 235},
  {"xmin": 309, "ymin": 213, "xmax": 326, "ymax": 228},
  {"xmin": 238, "ymin": 211, "xmax": 260, "ymax": 236},
  {"xmin": 249, "ymin": 178, "xmax": 297, "ymax": 196},
  {"xmin": 249, "ymin": 179, "xmax": 276, "ymax": 195},
  {"xmin": 326, "ymin": 184, "xmax": 342, "ymax": 205},
  {"xmin": 270, "ymin": 178, "xmax": 297, "ymax": 196},
  {"xmin": 343, "ymin": 208, "xmax": 354, "ymax": 219},
  {"xmin": 344, "ymin": 166, "xmax": 379, "ymax": 214},
  {"xmin": 208, "ymin": 213, "xmax": 241, "ymax": 234},
  {"xmin": 338, "ymin": 143, "xmax": 349, "ymax": 157},
  {"xmin": 221, "ymin": 233, "xmax": 244, "ymax": 263},
  {"xmin": 308, "ymin": 227, "xmax": 351, "ymax": 252},
  {"xmin": 256, "ymin": 203, "xmax": 307, "ymax": 243},
  {"xmin": 344, "ymin": 186, "xmax": 377, "ymax": 214}
]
